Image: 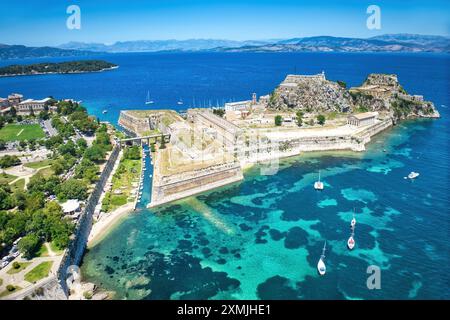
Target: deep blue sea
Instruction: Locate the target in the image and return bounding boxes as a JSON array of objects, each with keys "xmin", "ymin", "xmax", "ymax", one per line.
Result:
[{"xmin": 0, "ymin": 52, "xmax": 448, "ymax": 299}]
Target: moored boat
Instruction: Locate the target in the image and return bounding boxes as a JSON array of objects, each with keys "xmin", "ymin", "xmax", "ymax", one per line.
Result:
[
  {"xmin": 317, "ymin": 241, "xmax": 327, "ymax": 276},
  {"xmin": 351, "ymin": 209, "xmax": 356, "ymax": 228},
  {"xmin": 314, "ymin": 170, "xmax": 324, "ymax": 190},
  {"xmin": 347, "ymin": 234, "xmax": 355, "ymax": 250},
  {"xmin": 408, "ymin": 171, "xmax": 420, "ymax": 179}
]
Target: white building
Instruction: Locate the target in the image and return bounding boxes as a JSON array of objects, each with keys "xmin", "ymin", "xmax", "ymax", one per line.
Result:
[
  {"xmin": 61, "ymin": 199, "xmax": 81, "ymax": 215},
  {"xmin": 17, "ymin": 97, "xmax": 51, "ymax": 115},
  {"xmin": 347, "ymin": 112, "xmax": 379, "ymax": 127}
]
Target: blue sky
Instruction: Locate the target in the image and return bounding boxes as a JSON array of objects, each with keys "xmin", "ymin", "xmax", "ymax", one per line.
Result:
[{"xmin": 0, "ymin": 0, "xmax": 449, "ymax": 46}]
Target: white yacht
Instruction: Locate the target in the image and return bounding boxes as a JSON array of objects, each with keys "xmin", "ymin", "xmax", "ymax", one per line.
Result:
[
  {"xmin": 347, "ymin": 230, "xmax": 355, "ymax": 250},
  {"xmin": 408, "ymin": 171, "xmax": 420, "ymax": 179},
  {"xmin": 314, "ymin": 170, "xmax": 324, "ymax": 190},
  {"xmin": 351, "ymin": 210, "xmax": 356, "ymax": 228},
  {"xmin": 145, "ymin": 91, "xmax": 154, "ymax": 105},
  {"xmin": 317, "ymin": 241, "xmax": 327, "ymax": 276}
]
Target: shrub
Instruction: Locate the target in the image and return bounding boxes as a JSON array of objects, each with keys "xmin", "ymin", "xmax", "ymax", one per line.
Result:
[
  {"xmin": 317, "ymin": 114, "xmax": 326, "ymax": 126},
  {"xmin": 274, "ymin": 115, "xmax": 283, "ymax": 126},
  {"xmin": 13, "ymin": 261, "xmax": 20, "ymax": 269},
  {"xmin": 6, "ymin": 285, "xmax": 15, "ymax": 292},
  {"xmin": 83, "ymin": 291, "xmax": 93, "ymax": 300}
]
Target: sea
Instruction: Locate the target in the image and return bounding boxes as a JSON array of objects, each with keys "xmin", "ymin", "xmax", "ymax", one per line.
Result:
[{"xmin": 0, "ymin": 52, "xmax": 448, "ymax": 299}]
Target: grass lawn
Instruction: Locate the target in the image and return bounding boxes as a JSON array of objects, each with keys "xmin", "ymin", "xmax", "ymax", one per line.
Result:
[
  {"xmin": 0, "ymin": 124, "xmax": 45, "ymax": 142},
  {"xmin": 38, "ymin": 167, "xmax": 54, "ymax": 178},
  {"xmin": 35, "ymin": 243, "xmax": 49, "ymax": 257},
  {"xmin": 0, "ymin": 285, "xmax": 22, "ymax": 298},
  {"xmin": 24, "ymin": 159, "xmax": 53, "ymax": 169},
  {"xmin": 102, "ymin": 157, "xmax": 140, "ymax": 212},
  {"xmin": 6, "ymin": 262, "xmax": 32, "ymax": 275},
  {"xmin": 24, "ymin": 261, "xmax": 53, "ymax": 283},
  {"xmin": 49, "ymin": 242, "xmax": 64, "ymax": 255},
  {"xmin": 0, "ymin": 173, "xmax": 17, "ymax": 185}
]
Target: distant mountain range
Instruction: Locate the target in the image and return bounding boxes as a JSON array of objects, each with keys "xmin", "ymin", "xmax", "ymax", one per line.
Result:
[
  {"xmin": 0, "ymin": 44, "xmax": 103, "ymax": 60},
  {"xmin": 215, "ymin": 34, "xmax": 450, "ymax": 53},
  {"xmin": 58, "ymin": 39, "xmax": 273, "ymax": 53},
  {"xmin": 1, "ymin": 34, "xmax": 448, "ymax": 60}
]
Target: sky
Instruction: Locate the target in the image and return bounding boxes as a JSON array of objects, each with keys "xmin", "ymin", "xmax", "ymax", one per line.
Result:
[{"xmin": 0, "ymin": 0, "xmax": 449, "ymax": 46}]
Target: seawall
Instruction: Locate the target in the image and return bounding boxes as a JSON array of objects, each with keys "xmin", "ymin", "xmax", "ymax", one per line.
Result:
[{"xmin": 149, "ymin": 162, "xmax": 243, "ymax": 207}]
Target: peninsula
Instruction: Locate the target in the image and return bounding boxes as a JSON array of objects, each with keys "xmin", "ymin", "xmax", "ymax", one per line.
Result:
[
  {"xmin": 0, "ymin": 60, "xmax": 118, "ymax": 77},
  {"xmin": 118, "ymin": 72, "xmax": 440, "ymax": 207}
]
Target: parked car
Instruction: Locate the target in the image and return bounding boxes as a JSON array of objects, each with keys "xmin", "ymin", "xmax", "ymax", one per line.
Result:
[
  {"xmin": 11, "ymin": 251, "xmax": 20, "ymax": 258},
  {"xmin": 13, "ymin": 237, "xmax": 22, "ymax": 246},
  {"xmin": 0, "ymin": 261, "xmax": 9, "ymax": 269}
]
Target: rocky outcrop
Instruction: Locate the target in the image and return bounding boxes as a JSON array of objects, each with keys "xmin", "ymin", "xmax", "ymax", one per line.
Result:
[
  {"xmin": 268, "ymin": 72, "xmax": 440, "ymax": 121},
  {"xmin": 350, "ymin": 73, "xmax": 440, "ymax": 121},
  {"xmin": 269, "ymin": 72, "xmax": 354, "ymax": 113}
]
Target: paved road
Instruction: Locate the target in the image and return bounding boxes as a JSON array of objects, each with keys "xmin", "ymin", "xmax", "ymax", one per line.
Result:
[
  {"xmin": 43, "ymin": 119, "xmax": 57, "ymax": 137},
  {"xmin": 0, "ymin": 246, "xmax": 63, "ymax": 300}
]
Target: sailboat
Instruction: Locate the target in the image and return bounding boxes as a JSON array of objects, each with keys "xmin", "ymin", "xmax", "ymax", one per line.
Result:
[
  {"xmin": 347, "ymin": 228, "xmax": 355, "ymax": 250},
  {"xmin": 177, "ymin": 98, "xmax": 183, "ymax": 105},
  {"xmin": 145, "ymin": 91, "xmax": 154, "ymax": 105},
  {"xmin": 351, "ymin": 209, "xmax": 356, "ymax": 228},
  {"xmin": 317, "ymin": 241, "xmax": 327, "ymax": 276},
  {"xmin": 314, "ymin": 170, "xmax": 324, "ymax": 190}
]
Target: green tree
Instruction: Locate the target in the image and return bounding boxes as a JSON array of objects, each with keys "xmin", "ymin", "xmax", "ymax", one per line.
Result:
[
  {"xmin": 0, "ymin": 155, "xmax": 21, "ymax": 168},
  {"xmin": 212, "ymin": 109, "xmax": 225, "ymax": 117},
  {"xmin": 160, "ymin": 137, "xmax": 166, "ymax": 150},
  {"xmin": 84, "ymin": 145, "xmax": 106, "ymax": 162},
  {"xmin": 274, "ymin": 115, "xmax": 283, "ymax": 126},
  {"xmin": 0, "ymin": 139, "xmax": 6, "ymax": 150},
  {"xmin": 296, "ymin": 111, "xmax": 304, "ymax": 127},
  {"xmin": 317, "ymin": 114, "xmax": 326, "ymax": 126},
  {"xmin": 123, "ymin": 146, "xmax": 141, "ymax": 160},
  {"xmin": 337, "ymin": 80, "xmax": 347, "ymax": 89},
  {"xmin": 56, "ymin": 179, "xmax": 88, "ymax": 201}
]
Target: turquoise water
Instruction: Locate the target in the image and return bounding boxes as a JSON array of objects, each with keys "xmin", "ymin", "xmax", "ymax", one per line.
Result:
[
  {"xmin": 0, "ymin": 52, "xmax": 448, "ymax": 299},
  {"xmin": 81, "ymin": 119, "xmax": 449, "ymax": 299}
]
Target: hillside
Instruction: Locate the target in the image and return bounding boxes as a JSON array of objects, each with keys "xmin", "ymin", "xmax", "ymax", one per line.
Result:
[
  {"xmin": 268, "ymin": 72, "xmax": 440, "ymax": 121},
  {"xmin": 0, "ymin": 44, "xmax": 104, "ymax": 60}
]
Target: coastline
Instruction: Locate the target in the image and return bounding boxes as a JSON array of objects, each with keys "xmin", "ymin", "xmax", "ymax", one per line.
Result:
[{"xmin": 87, "ymin": 202, "xmax": 134, "ymax": 248}]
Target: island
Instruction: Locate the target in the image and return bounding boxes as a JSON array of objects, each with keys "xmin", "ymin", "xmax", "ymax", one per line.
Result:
[
  {"xmin": 118, "ymin": 72, "xmax": 439, "ymax": 207},
  {"xmin": 0, "ymin": 60, "xmax": 118, "ymax": 77}
]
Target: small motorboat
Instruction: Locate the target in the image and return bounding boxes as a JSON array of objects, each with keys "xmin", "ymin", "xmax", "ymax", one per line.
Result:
[
  {"xmin": 408, "ymin": 171, "xmax": 420, "ymax": 179},
  {"xmin": 317, "ymin": 241, "xmax": 327, "ymax": 276},
  {"xmin": 314, "ymin": 170, "xmax": 324, "ymax": 190},
  {"xmin": 102, "ymin": 109, "xmax": 108, "ymax": 114}
]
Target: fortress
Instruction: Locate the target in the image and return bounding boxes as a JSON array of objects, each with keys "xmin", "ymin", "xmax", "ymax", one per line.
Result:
[{"xmin": 118, "ymin": 72, "xmax": 438, "ymax": 207}]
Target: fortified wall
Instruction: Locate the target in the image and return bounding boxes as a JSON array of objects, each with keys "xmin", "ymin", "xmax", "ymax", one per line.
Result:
[
  {"xmin": 149, "ymin": 162, "xmax": 243, "ymax": 207},
  {"xmin": 56, "ymin": 145, "xmax": 120, "ymax": 297},
  {"xmin": 238, "ymin": 118, "xmax": 394, "ymax": 166}
]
